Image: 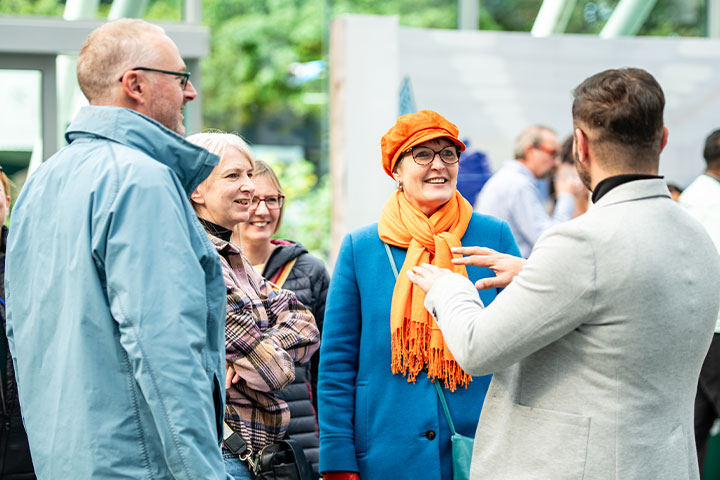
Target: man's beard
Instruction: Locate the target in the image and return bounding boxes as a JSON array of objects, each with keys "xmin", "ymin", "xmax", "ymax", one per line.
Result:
[
  {"xmin": 573, "ymin": 149, "xmax": 592, "ymax": 191},
  {"xmin": 149, "ymin": 99, "xmax": 185, "ymax": 136}
]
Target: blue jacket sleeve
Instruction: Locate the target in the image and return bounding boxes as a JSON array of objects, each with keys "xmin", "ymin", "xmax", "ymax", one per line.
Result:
[
  {"xmin": 99, "ymin": 171, "xmax": 226, "ymax": 479},
  {"xmin": 318, "ymin": 233, "xmax": 362, "ymax": 474}
]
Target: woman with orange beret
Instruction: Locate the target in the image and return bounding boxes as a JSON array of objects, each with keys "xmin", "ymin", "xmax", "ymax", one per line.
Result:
[{"xmin": 318, "ymin": 110, "xmax": 521, "ymax": 479}]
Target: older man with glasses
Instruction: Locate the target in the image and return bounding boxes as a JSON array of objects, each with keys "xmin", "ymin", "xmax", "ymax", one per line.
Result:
[
  {"xmin": 475, "ymin": 125, "xmax": 584, "ymax": 257},
  {"xmin": 6, "ymin": 19, "xmax": 228, "ymax": 479}
]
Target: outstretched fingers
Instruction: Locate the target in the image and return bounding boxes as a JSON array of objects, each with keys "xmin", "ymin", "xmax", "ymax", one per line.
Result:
[
  {"xmin": 475, "ymin": 275, "xmax": 510, "ymax": 290},
  {"xmin": 451, "ymin": 245, "xmax": 526, "ymax": 290},
  {"xmin": 451, "ymin": 246, "xmax": 499, "ymax": 267}
]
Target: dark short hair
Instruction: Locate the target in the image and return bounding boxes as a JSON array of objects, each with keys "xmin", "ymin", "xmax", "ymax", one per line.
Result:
[
  {"xmin": 572, "ymin": 68, "xmax": 665, "ymax": 162},
  {"xmin": 703, "ymin": 129, "xmax": 720, "ymax": 168}
]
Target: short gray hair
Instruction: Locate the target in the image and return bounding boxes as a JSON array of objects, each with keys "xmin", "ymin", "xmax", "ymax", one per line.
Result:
[
  {"xmin": 185, "ymin": 131, "xmax": 256, "ymax": 170},
  {"xmin": 513, "ymin": 125, "xmax": 556, "ymax": 159},
  {"xmin": 76, "ymin": 19, "xmax": 165, "ymax": 103}
]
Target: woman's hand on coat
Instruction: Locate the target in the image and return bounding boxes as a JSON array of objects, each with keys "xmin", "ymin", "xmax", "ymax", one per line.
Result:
[
  {"xmin": 225, "ymin": 363, "xmax": 241, "ymax": 390},
  {"xmin": 451, "ymin": 246, "xmax": 526, "ymax": 290},
  {"xmin": 407, "ymin": 263, "xmax": 452, "ymax": 293}
]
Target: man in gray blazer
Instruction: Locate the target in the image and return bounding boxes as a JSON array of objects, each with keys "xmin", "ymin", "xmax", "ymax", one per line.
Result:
[{"xmin": 408, "ymin": 68, "xmax": 720, "ymax": 480}]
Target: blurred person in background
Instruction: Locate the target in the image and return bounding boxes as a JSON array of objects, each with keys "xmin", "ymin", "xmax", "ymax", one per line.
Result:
[
  {"xmin": 667, "ymin": 182, "xmax": 683, "ymax": 202},
  {"xmin": 235, "ymin": 159, "xmax": 329, "ymax": 475},
  {"xmin": 187, "ymin": 132, "xmax": 320, "ymax": 480},
  {"xmin": 549, "ymin": 135, "xmax": 590, "ymax": 217},
  {"xmin": 0, "ymin": 167, "xmax": 35, "ymax": 479},
  {"xmin": 679, "ymin": 128, "xmax": 720, "ymax": 476},
  {"xmin": 475, "ymin": 125, "xmax": 585, "ymax": 257},
  {"xmin": 318, "ymin": 110, "xmax": 520, "ymax": 480}
]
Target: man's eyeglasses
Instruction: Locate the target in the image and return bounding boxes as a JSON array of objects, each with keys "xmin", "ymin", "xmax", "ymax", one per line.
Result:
[
  {"xmin": 533, "ymin": 143, "xmax": 560, "ymax": 158},
  {"xmin": 403, "ymin": 146, "xmax": 460, "ymax": 166},
  {"xmin": 119, "ymin": 67, "xmax": 191, "ymax": 90},
  {"xmin": 250, "ymin": 195, "xmax": 285, "ymax": 210}
]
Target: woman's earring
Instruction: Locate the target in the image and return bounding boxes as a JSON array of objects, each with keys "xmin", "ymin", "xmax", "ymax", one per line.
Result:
[{"xmin": 397, "ymin": 181, "xmax": 403, "ymax": 191}]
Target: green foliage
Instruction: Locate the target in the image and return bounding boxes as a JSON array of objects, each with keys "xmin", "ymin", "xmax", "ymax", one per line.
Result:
[
  {"xmin": 0, "ymin": 0, "xmax": 62, "ymax": 16},
  {"xmin": 333, "ymin": 0, "xmax": 457, "ymax": 29},
  {"xmin": 639, "ymin": 0, "xmax": 706, "ymax": 37},
  {"xmin": 264, "ymin": 157, "xmax": 331, "ymax": 262},
  {"xmin": 478, "ymin": 0, "xmax": 544, "ymax": 31},
  {"xmin": 145, "ymin": 0, "xmax": 181, "ymax": 21},
  {"xmin": 201, "ymin": 0, "xmax": 324, "ymax": 132},
  {"xmin": 554, "ymin": 0, "xmax": 705, "ymax": 37},
  {"xmin": 0, "ymin": 0, "xmax": 180, "ymax": 20}
]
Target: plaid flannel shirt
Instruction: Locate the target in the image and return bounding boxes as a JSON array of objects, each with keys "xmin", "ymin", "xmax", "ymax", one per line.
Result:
[{"xmin": 208, "ymin": 234, "xmax": 320, "ymax": 458}]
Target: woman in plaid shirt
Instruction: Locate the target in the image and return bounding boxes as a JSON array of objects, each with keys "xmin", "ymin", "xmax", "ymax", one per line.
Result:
[{"xmin": 187, "ymin": 132, "xmax": 320, "ymax": 480}]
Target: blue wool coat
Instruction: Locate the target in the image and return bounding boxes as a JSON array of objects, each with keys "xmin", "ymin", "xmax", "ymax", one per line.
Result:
[{"xmin": 318, "ymin": 214, "xmax": 520, "ymax": 479}]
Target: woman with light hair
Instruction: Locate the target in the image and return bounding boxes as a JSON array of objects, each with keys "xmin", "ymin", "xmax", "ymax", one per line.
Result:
[
  {"xmin": 235, "ymin": 159, "xmax": 330, "ymax": 474},
  {"xmin": 186, "ymin": 132, "xmax": 320, "ymax": 480}
]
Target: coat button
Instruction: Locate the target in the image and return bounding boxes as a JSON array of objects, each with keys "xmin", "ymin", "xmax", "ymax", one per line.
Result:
[{"xmin": 424, "ymin": 430, "xmax": 436, "ymax": 440}]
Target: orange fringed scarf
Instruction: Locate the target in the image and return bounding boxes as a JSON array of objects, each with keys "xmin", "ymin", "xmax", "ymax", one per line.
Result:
[{"xmin": 378, "ymin": 189, "xmax": 473, "ymax": 391}]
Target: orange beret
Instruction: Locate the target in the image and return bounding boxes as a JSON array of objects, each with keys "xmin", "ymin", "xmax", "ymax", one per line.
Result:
[{"xmin": 380, "ymin": 110, "xmax": 466, "ymax": 178}]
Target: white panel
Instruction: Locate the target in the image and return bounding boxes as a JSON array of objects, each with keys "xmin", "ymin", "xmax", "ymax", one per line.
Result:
[
  {"xmin": 0, "ymin": 18, "xmax": 210, "ymax": 58},
  {"xmin": 330, "ymin": 15, "xmax": 399, "ymax": 264},
  {"xmin": 394, "ymin": 28, "xmax": 720, "ymax": 187}
]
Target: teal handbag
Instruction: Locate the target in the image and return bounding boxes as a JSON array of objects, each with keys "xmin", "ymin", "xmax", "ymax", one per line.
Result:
[
  {"xmin": 383, "ymin": 243, "xmax": 475, "ymax": 480},
  {"xmin": 434, "ymin": 380, "xmax": 474, "ymax": 480}
]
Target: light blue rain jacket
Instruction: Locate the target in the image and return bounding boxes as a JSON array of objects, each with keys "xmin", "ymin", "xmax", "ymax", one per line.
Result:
[{"xmin": 6, "ymin": 106, "xmax": 228, "ymax": 479}]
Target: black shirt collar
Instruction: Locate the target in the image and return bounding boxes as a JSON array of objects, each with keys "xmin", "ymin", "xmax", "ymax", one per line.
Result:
[
  {"xmin": 198, "ymin": 217, "xmax": 233, "ymax": 242},
  {"xmin": 592, "ymin": 174, "xmax": 663, "ymax": 203}
]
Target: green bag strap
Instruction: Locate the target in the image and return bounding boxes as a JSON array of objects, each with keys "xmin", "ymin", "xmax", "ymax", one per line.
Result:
[
  {"xmin": 434, "ymin": 380, "xmax": 458, "ymax": 436},
  {"xmin": 383, "ymin": 242, "xmax": 458, "ymax": 437},
  {"xmin": 384, "ymin": 242, "xmax": 400, "ymax": 278}
]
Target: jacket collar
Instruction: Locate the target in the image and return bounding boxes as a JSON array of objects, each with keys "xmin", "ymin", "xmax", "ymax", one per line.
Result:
[
  {"xmin": 206, "ymin": 230, "xmax": 242, "ymax": 257},
  {"xmin": 264, "ymin": 240, "xmax": 307, "ymax": 278},
  {"xmin": 592, "ymin": 177, "xmax": 670, "ymax": 209},
  {"xmin": 65, "ymin": 106, "xmax": 219, "ymax": 196}
]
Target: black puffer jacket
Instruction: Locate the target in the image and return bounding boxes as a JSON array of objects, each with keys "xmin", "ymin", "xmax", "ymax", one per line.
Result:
[
  {"xmin": 264, "ymin": 240, "xmax": 329, "ymax": 475},
  {"xmin": 0, "ymin": 226, "xmax": 36, "ymax": 479}
]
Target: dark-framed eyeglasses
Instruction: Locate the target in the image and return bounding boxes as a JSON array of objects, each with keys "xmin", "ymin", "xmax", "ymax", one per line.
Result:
[
  {"xmin": 118, "ymin": 67, "xmax": 191, "ymax": 90},
  {"xmin": 250, "ymin": 195, "xmax": 285, "ymax": 210},
  {"xmin": 403, "ymin": 145, "xmax": 460, "ymax": 166},
  {"xmin": 533, "ymin": 143, "xmax": 560, "ymax": 158}
]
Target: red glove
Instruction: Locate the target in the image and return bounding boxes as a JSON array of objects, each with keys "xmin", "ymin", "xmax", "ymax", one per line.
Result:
[{"xmin": 322, "ymin": 472, "xmax": 360, "ymax": 480}]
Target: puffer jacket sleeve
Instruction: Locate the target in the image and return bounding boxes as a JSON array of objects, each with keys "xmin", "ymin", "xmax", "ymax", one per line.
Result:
[
  {"xmin": 307, "ymin": 254, "xmax": 330, "ymax": 405},
  {"xmin": 225, "ymin": 257, "xmax": 320, "ymax": 392},
  {"xmin": 309, "ymin": 257, "xmax": 330, "ymax": 335},
  {"xmin": 98, "ymin": 165, "xmax": 226, "ymax": 479}
]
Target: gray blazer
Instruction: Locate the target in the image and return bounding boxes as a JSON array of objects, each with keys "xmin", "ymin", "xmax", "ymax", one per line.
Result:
[{"xmin": 426, "ymin": 179, "xmax": 720, "ymax": 479}]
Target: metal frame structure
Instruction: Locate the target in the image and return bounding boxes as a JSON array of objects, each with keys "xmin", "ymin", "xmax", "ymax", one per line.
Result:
[
  {"xmin": 0, "ymin": 2, "xmax": 208, "ymax": 163},
  {"xmin": 530, "ymin": 0, "xmax": 720, "ymax": 38}
]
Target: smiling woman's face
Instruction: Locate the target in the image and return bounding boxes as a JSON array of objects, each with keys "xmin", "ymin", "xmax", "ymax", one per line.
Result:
[
  {"xmin": 191, "ymin": 146, "xmax": 255, "ymax": 229},
  {"xmin": 392, "ymin": 137, "xmax": 458, "ymax": 217},
  {"xmin": 239, "ymin": 174, "xmax": 282, "ymax": 244}
]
